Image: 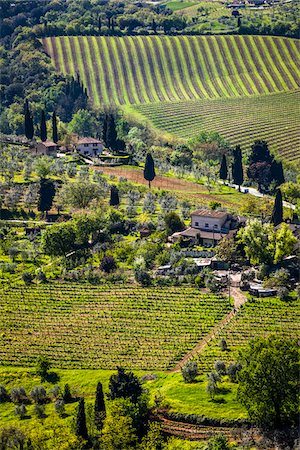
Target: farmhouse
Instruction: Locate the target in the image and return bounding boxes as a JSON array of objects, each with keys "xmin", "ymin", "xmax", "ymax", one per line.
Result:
[
  {"xmin": 34, "ymin": 140, "xmax": 59, "ymax": 156},
  {"xmin": 169, "ymin": 209, "xmax": 244, "ymax": 246},
  {"xmin": 76, "ymin": 137, "xmax": 104, "ymax": 157}
]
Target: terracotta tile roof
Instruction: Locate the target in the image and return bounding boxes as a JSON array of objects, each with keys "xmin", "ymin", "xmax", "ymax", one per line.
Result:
[
  {"xmin": 190, "ymin": 209, "xmax": 228, "ymax": 219},
  {"xmin": 77, "ymin": 137, "xmax": 104, "ymax": 145},
  {"xmin": 40, "ymin": 140, "xmax": 58, "ymax": 147}
]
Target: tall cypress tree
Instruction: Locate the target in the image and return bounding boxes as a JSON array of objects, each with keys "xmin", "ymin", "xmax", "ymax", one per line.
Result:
[
  {"xmin": 38, "ymin": 179, "xmax": 56, "ymax": 215},
  {"xmin": 109, "ymin": 185, "xmax": 120, "ymax": 207},
  {"xmin": 219, "ymin": 154, "xmax": 228, "ymax": 181},
  {"xmin": 75, "ymin": 398, "xmax": 88, "ymax": 440},
  {"xmin": 40, "ymin": 110, "xmax": 47, "ymax": 142},
  {"xmin": 106, "ymin": 114, "xmax": 117, "ymax": 151},
  {"xmin": 24, "ymin": 100, "xmax": 34, "ymax": 140},
  {"xmin": 232, "ymin": 145, "xmax": 244, "ymax": 190},
  {"xmin": 144, "ymin": 153, "xmax": 156, "ymax": 189},
  {"xmin": 102, "ymin": 114, "xmax": 108, "ymax": 146},
  {"xmin": 94, "ymin": 382, "xmax": 106, "ymax": 430},
  {"xmin": 52, "ymin": 111, "xmax": 58, "ymax": 143},
  {"xmin": 271, "ymin": 160, "xmax": 285, "ymax": 187},
  {"xmin": 271, "ymin": 189, "xmax": 283, "ymax": 226}
]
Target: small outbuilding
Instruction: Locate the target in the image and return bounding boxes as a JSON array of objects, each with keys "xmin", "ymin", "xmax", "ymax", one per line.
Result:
[{"xmin": 35, "ymin": 140, "xmax": 59, "ymax": 156}]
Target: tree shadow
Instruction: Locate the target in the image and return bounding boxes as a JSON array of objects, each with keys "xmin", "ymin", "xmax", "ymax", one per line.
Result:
[
  {"xmin": 217, "ymin": 387, "xmax": 231, "ymax": 395},
  {"xmin": 211, "ymin": 397, "xmax": 226, "ymax": 404},
  {"xmin": 44, "ymin": 372, "xmax": 60, "ymax": 383}
]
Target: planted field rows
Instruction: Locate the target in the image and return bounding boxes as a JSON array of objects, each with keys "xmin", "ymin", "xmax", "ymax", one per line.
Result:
[
  {"xmin": 0, "ymin": 284, "xmax": 230, "ymax": 370},
  {"xmin": 42, "ymin": 35, "xmax": 300, "ymax": 106},
  {"xmin": 198, "ymin": 296, "xmax": 300, "ymax": 372},
  {"xmin": 134, "ymin": 90, "xmax": 300, "ymax": 162}
]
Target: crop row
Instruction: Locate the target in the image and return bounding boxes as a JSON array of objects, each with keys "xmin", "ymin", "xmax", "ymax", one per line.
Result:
[
  {"xmin": 0, "ymin": 284, "xmax": 230, "ymax": 370},
  {"xmin": 197, "ymin": 296, "xmax": 300, "ymax": 372},
  {"xmin": 134, "ymin": 90, "xmax": 300, "ymax": 162},
  {"xmin": 42, "ymin": 35, "xmax": 300, "ymax": 106}
]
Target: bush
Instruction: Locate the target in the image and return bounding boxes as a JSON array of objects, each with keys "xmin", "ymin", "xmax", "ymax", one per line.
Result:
[
  {"xmin": 214, "ymin": 360, "xmax": 226, "ymax": 375},
  {"xmin": 207, "ymin": 434, "xmax": 230, "ymax": 450},
  {"xmin": 100, "ymin": 256, "xmax": 117, "ymax": 273},
  {"xmin": 35, "ymin": 356, "xmax": 51, "ymax": 381},
  {"xmin": 11, "ymin": 387, "xmax": 27, "ymax": 404},
  {"xmin": 277, "ymin": 286, "xmax": 289, "ymax": 301},
  {"xmin": 219, "ymin": 338, "xmax": 228, "ymax": 351},
  {"xmin": 0, "ymin": 385, "xmax": 9, "ymax": 403},
  {"xmin": 30, "ymin": 386, "xmax": 46, "ymax": 404},
  {"xmin": 14, "ymin": 404, "xmax": 26, "ymax": 420},
  {"xmin": 134, "ymin": 269, "xmax": 152, "ymax": 286},
  {"xmin": 227, "ymin": 363, "xmax": 242, "ymax": 383},
  {"xmin": 37, "ymin": 271, "xmax": 47, "ymax": 283},
  {"xmin": 22, "ymin": 271, "xmax": 34, "ymax": 284},
  {"xmin": 55, "ymin": 399, "xmax": 65, "ymax": 417},
  {"xmin": 181, "ymin": 361, "xmax": 198, "ymax": 383},
  {"xmin": 34, "ymin": 404, "xmax": 45, "ymax": 418}
]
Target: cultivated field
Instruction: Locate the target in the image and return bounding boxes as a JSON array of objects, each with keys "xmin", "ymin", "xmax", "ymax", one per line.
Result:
[
  {"xmin": 198, "ymin": 296, "xmax": 300, "ymax": 372},
  {"xmin": 0, "ymin": 284, "xmax": 230, "ymax": 370},
  {"xmin": 43, "ymin": 35, "xmax": 300, "ymax": 106},
  {"xmin": 133, "ymin": 91, "xmax": 300, "ymax": 161}
]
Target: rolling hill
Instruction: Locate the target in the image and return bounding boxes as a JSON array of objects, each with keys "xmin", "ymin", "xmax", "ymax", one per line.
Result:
[{"xmin": 42, "ymin": 35, "xmax": 300, "ymax": 161}]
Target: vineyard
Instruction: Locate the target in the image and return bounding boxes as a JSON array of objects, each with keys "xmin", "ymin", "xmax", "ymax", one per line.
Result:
[
  {"xmin": 0, "ymin": 284, "xmax": 230, "ymax": 370},
  {"xmin": 42, "ymin": 35, "xmax": 300, "ymax": 106},
  {"xmin": 197, "ymin": 296, "xmax": 300, "ymax": 372},
  {"xmin": 133, "ymin": 91, "xmax": 300, "ymax": 162}
]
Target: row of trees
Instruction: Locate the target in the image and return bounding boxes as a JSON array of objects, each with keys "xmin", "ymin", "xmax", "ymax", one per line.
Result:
[{"xmin": 25, "ymin": 100, "xmax": 58, "ymax": 144}]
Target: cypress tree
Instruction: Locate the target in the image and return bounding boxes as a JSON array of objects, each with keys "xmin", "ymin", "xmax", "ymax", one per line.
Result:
[
  {"xmin": 271, "ymin": 189, "xmax": 283, "ymax": 226},
  {"xmin": 144, "ymin": 153, "xmax": 156, "ymax": 189},
  {"xmin": 52, "ymin": 111, "xmax": 58, "ymax": 143},
  {"xmin": 271, "ymin": 160, "xmax": 285, "ymax": 187},
  {"xmin": 102, "ymin": 115, "xmax": 108, "ymax": 146},
  {"xmin": 75, "ymin": 398, "xmax": 88, "ymax": 440},
  {"xmin": 219, "ymin": 154, "xmax": 228, "ymax": 181},
  {"xmin": 24, "ymin": 100, "xmax": 34, "ymax": 140},
  {"xmin": 38, "ymin": 179, "xmax": 56, "ymax": 214},
  {"xmin": 106, "ymin": 114, "xmax": 117, "ymax": 151},
  {"xmin": 94, "ymin": 382, "xmax": 106, "ymax": 430},
  {"xmin": 40, "ymin": 110, "xmax": 47, "ymax": 142},
  {"xmin": 232, "ymin": 145, "xmax": 244, "ymax": 190},
  {"xmin": 109, "ymin": 185, "xmax": 120, "ymax": 206}
]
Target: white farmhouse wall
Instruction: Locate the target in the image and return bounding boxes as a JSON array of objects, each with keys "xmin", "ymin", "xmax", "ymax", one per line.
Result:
[{"xmin": 191, "ymin": 215, "xmax": 227, "ymax": 231}]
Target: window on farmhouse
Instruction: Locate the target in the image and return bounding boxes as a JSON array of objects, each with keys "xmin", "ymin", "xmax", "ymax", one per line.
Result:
[
  {"xmin": 84, "ymin": 143, "xmax": 88, "ymax": 147},
  {"xmin": 205, "ymin": 223, "xmax": 209, "ymax": 228},
  {"xmin": 195, "ymin": 221, "xmax": 199, "ymax": 226}
]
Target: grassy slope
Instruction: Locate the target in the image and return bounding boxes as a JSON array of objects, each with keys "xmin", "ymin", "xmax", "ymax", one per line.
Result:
[
  {"xmin": 130, "ymin": 90, "xmax": 300, "ymax": 162},
  {"xmin": 42, "ymin": 35, "xmax": 300, "ymax": 106}
]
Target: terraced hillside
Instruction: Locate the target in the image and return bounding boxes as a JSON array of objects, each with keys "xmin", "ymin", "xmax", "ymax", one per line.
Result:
[
  {"xmin": 43, "ymin": 35, "xmax": 300, "ymax": 106},
  {"xmin": 0, "ymin": 284, "xmax": 230, "ymax": 370},
  {"xmin": 133, "ymin": 91, "xmax": 300, "ymax": 162}
]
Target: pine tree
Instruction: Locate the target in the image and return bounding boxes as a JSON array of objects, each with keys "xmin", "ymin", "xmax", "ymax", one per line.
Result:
[
  {"xmin": 40, "ymin": 110, "xmax": 47, "ymax": 142},
  {"xmin": 75, "ymin": 398, "xmax": 88, "ymax": 440},
  {"xmin": 232, "ymin": 145, "xmax": 244, "ymax": 190},
  {"xmin": 52, "ymin": 111, "xmax": 58, "ymax": 143},
  {"xmin": 271, "ymin": 189, "xmax": 283, "ymax": 226},
  {"xmin": 271, "ymin": 160, "xmax": 285, "ymax": 187},
  {"xmin": 219, "ymin": 154, "xmax": 228, "ymax": 181},
  {"xmin": 94, "ymin": 382, "xmax": 106, "ymax": 430},
  {"xmin": 109, "ymin": 185, "xmax": 120, "ymax": 206},
  {"xmin": 106, "ymin": 114, "xmax": 117, "ymax": 151},
  {"xmin": 144, "ymin": 153, "xmax": 156, "ymax": 189}
]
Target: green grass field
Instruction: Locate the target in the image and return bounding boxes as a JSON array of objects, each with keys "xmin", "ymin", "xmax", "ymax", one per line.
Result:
[
  {"xmin": 0, "ymin": 283, "xmax": 230, "ymax": 370},
  {"xmin": 43, "ymin": 35, "xmax": 300, "ymax": 106},
  {"xmin": 131, "ymin": 90, "xmax": 300, "ymax": 162}
]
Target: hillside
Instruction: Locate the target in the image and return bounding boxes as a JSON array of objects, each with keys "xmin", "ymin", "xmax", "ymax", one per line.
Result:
[
  {"xmin": 132, "ymin": 90, "xmax": 300, "ymax": 162},
  {"xmin": 42, "ymin": 35, "xmax": 300, "ymax": 106}
]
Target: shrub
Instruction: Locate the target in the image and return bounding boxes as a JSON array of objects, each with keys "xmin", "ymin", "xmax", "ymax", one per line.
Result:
[
  {"xmin": 0, "ymin": 385, "xmax": 9, "ymax": 403},
  {"xmin": 34, "ymin": 404, "xmax": 45, "ymax": 418},
  {"xmin": 35, "ymin": 356, "xmax": 51, "ymax": 381},
  {"xmin": 100, "ymin": 256, "xmax": 117, "ymax": 273},
  {"xmin": 207, "ymin": 434, "xmax": 230, "ymax": 450},
  {"xmin": 30, "ymin": 386, "xmax": 46, "ymax": 404},
  {"xmin": 181, "ymin": 361, "xmax": 198, "ymax": 383},
  {"xmin": 214, "ymin": 360, "xmax": 226, "ymax": 375},
  {"xmin": 22, "ymin": 271, "xmax": 34, "ymax": 284},
  {"xmin": 11, "ymin": 387, "xmax": 27, "ymax": 404},
  {"xmin": 134, "ymin": 269, "xmax": 152, "ymax": 286},
  {"xmin": 277, "ymin": 286, "xmax": 289, "ymax": 301},
  {"xmin": 55, "ymin": 399, "xmax": 65, "ymax": 417},
  {"xmin": 14, "ymin": 404, "xmax": 26, "ymax": 420},
  {"xmin": 219, "ymin": 338, "xmax": 228, "ymax": 351},
  {"xmin": 37, "ymin": 271, "xmax": 47, "ymax": 283}
]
